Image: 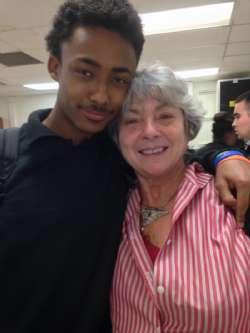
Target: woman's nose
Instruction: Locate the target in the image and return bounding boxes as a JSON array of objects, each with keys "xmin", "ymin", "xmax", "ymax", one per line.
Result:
[{"xmin": 142, "ymin": 120, "xmax": 159, "ymax": 138}]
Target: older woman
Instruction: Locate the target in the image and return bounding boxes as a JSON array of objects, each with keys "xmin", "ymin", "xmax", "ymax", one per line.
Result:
[{"xmin": 110, "ymin": 65, "xmax": 250, "ymax": 333}]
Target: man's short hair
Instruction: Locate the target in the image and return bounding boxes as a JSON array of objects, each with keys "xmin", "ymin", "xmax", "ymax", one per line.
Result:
[
  {"xmin": 45, "ymin": 0, "xmax": 144, "ymax": 63},
  {"xmin": 212, "ymin": 111, "xmax": 234, "ymax": 142},
  {"xmin": 235, "ymin": 89, "xmax": 250, "ymax": 110}
]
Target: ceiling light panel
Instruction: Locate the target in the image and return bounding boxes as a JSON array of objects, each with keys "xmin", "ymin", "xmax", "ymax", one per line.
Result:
[
  {"xmin": 175, "ymin": 67, "xmax": 219, "ymax": 79},
  {"xmin": 23, "ymin": 82, "xmax": 59, "ymax": 91},
  {"xmin": 140, "ymin": 2, "xmax": 234, "ymax": 36}
]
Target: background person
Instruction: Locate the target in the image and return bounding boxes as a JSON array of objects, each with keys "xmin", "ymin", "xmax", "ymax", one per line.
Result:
[
  {"xmin": 193, "ymin": 100, "xmax": 250, "ymax": 223},
  {"xmin": 231, "ymin": 89, "xmax": 250, "ymax": 236},
  {"xmin": 197, "ymin": 111, "xmax": 244, "ymax": 154},
  {"xmin": 212, "ymin": 111, "xmax": 243, "ymax": 147},
  {"xmin": 233, "ymin": 89, "xmax": 250, "ymax": 152},
  {"xmin": 111, "ymin": 65, "xmax": 250, "ymax": 333}
]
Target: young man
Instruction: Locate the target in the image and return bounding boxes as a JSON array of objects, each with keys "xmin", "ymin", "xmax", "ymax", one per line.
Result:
[
  {"xmin": 233, "ymin": 90, "xmax": 250, "ymax": 145},
  {"xmin": 231, "ymin": 90, "xmax": 250, "ymax": 236},
  {"xmin": 212, "ymin": 111, "xmax": 243, "ymax": 147},
  {"xmin": 0, "ymin": 1, "xmax": 144, "ymax": 332},
  {"xmin": 0, "ymin": 1, "xmax": 249, "ymax": 332},
  {"xmin": 196, "ymin": 107, "xmax": 250, "ymax": 236}
]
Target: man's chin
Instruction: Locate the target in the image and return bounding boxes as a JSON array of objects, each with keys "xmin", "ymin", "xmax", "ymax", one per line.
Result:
[{"xmin": 84, "ymin": 123, "xmax": 107, "ymax": 136}]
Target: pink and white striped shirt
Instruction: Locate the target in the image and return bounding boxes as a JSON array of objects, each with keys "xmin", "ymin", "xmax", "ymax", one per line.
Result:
[{"xmin": 111, "ymin": 163, "xmax": 250, "ymax": 333}]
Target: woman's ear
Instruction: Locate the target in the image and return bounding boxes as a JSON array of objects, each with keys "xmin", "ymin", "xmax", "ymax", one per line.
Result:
[{"xmin": 47, "ymin": 54, "xmax": 61, "ymax": 82}]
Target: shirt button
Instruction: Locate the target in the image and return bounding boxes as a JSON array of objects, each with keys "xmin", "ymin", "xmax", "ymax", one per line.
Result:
[
  {"xmin": 157, "ymin": 285, "xmax": 165, "ymax": 294},
  {"xmin": 166, "ymin": 239, "xmax": 172, "ymax": 246}
]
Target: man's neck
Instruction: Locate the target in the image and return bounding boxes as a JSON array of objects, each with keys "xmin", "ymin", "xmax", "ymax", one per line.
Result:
[{"xmin": 42, "ymin": 108, "xmax": 91, "ymax": 145}]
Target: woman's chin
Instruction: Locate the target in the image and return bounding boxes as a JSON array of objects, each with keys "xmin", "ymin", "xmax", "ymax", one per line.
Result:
[{"xmin": 137, "ymin": 167, "xmax": 172, "ymax": 180}]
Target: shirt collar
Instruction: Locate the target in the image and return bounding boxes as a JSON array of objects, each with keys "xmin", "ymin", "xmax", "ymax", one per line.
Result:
[
  {"xmin": 24, "ymin": 108, "xmax": 61, "ymax": 146},
  {"xmin": 23, "ymin": 108, "xmax": 114, "ymax": 149},
  {"xmin": 126, "ymin": 162, "xmax": 212, "ymax": 225}
]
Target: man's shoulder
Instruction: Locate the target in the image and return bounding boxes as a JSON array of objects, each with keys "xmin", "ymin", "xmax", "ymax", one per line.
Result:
[
  {"xmin": 0, "ymin": 127, "xmax": 21, "ymax": 195},
  {"xmin": 27, "ymin": 108, "xmax": 52, "ymax": 122}
]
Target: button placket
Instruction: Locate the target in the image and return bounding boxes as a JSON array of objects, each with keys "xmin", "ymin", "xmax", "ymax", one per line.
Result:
[
  {"xmin": 166, "ymin": 239, "xmax": 172, "ymax": 246},
  {"xmin": 157, "ymin": 285, "xmax": 165, "ymax": 294}
]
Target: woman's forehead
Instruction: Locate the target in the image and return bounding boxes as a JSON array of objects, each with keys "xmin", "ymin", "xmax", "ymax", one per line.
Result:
[{"xmin": 129, "ymin": 93, "xmax": 176, "ymax": 111}]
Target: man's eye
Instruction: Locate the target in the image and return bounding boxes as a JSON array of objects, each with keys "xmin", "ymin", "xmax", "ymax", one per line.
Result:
[
  {"xmin": 79, "ymin": 69, "xmax": 93, "ymax": 77},
  {"xmin": 113, "ymin": 77, "xmax": 130, "ymax": 86}
]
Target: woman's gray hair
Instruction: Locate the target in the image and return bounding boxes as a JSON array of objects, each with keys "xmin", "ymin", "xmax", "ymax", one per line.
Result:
[{"xmin": 122, "ymin": 63, "xmax": 205, "ymax": 140}]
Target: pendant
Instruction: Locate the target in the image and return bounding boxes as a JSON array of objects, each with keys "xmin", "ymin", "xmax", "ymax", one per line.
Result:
[{"xmin": 141, "ymin": 206, "xmax": 169, "ymax": 228}]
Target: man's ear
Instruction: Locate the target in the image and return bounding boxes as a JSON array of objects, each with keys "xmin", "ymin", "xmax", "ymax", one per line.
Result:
[{"xmin": 48, "ymin": 54, "xmax": 61, "ymax": 81}]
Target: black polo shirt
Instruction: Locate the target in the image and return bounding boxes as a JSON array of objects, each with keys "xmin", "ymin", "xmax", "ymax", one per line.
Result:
[{"xmin": 0, "ymin": 109, "xmax": 129, "ymax": 333}]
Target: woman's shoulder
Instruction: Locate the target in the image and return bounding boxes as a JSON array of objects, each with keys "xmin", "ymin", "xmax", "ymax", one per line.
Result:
[
  {"xmin": 185, "ymin": 163, "xmax": 250, "ymax": 244},
  {"xmin": 184, "ymin": 162, "xmax": 214, "ymax": 189}
]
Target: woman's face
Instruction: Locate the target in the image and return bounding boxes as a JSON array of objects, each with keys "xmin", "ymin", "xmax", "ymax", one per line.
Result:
[{"xmin": 118, "ymin": 94, "xmax": 188, "ymax": 180}]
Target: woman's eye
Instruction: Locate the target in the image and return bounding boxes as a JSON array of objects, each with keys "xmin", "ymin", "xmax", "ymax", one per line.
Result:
[
  {"xmin": 123, "ymin": 118, "xmax": 139, "ymax": 125},
  {"xmin": 158, "ymin": 113, "xmax": 172, "ymax": 120}
]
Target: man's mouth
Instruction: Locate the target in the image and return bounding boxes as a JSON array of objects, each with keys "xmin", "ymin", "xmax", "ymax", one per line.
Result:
[
  {"xmin": 79, "ymin": 106, "xmax": 108, "ymax": 122},
  {"xmin": 139, "ymin": 146, "xmax": 168, "ymax": 155},
  {"xmin": 83, "ymin": 109, "xmax": 106, "ymax": 121}
]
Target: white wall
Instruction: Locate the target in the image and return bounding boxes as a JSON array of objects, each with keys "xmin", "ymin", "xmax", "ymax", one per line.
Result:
[
  {"xmin": 189, "ymin": 80, "xmax": 217, "ymax": 149},
  {"xmin": 0, "ymin": 80, "xmax": 218, "ymax": 147},
  {"xmin": 7, "ymin": 94, "xmax": 57, "ymax": 127}
]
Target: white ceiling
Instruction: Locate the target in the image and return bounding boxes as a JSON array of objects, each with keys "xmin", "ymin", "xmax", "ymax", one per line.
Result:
[{"xmin": 0, "ymin": 0, "xmax": 249, "ymax": 97}]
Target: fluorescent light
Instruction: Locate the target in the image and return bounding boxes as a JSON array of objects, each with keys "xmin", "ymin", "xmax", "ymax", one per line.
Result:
[
  {"xmin": 23, "ymin": 82, "xmax": 59, "ymax": 90},
  {"xmin": 140, "ymin": 2, "xmax": 234, "ymax": 35},
  {"xmin": 175, "ymin": 67, "xmax": 219, "ymax": 79}
]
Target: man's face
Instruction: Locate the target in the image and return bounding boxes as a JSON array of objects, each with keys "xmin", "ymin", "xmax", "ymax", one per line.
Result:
[
  {"xmin": 48, "ymin": 26, "xmax": 137, "ymax": 142},
  {"xmin": 232, "ymin": 100, "xmax": 250, "ymax": 141}
]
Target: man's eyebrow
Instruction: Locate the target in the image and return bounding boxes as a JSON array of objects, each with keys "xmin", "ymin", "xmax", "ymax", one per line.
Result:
[
  {"xmin": 77, "ymin": 57, "xmax": 132, "ymax": 75},
  {"xmin": 112, "ymin": 67, "xmax": 132, "ymax": 75},
  {"xmin": 77, "ymin": 57, "xmax": 100, "ymax": 67}
]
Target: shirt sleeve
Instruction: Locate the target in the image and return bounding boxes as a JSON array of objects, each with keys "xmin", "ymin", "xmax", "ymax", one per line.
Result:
[{"xmin": 191, "ymin": 142, "xmax": 245, "ymax": 174}]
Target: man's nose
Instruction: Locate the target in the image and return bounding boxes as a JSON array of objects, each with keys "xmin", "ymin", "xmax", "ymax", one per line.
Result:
[{"xmin": 90, "ymin": 81, "xmax": 110, "ymax": 107}]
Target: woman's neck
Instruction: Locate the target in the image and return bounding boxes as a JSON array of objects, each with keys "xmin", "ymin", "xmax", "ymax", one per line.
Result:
[{"xmin": 138, "ymin": 163, "xmax": 185, "ymax": 208}]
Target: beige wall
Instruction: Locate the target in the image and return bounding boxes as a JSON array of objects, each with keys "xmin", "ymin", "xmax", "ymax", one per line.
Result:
[
  {"xmin": 0, "ymin": 97, "xmax": 10, "ymax": 128},
  {"xmin": 7, "ymin": 94, "xmax": 56, "ymax": 126}
]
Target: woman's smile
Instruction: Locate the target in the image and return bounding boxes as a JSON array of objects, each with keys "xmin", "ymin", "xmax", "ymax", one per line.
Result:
[{"xmin": 138, "ymin": 146, "xmax": 168, "ymax": 156}]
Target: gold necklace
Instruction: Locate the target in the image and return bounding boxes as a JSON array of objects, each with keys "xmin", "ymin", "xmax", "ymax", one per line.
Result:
[
  {"xmin": 140, "ymin": 205, "xmax": 169, "ymax": 231},
  {"xmin": 140, "ymin": 188, "xmax": 178, "ymax": 231}
]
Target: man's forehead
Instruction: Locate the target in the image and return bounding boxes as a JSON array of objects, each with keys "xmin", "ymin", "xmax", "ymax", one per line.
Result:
[
  {"xmin": 62, "ymin": 26, "xmax": 137, "ymax": 70},
  {"xmin": 234, "ymin": 101, "xmax": 244, "ymax": 111},
  {"xmin": 234, "ymin": 101, "xmax": 250, "ymax": 115},
  {"xmin": 74, "ymin": 55, "xmax": 133, "ymax": 75}
]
